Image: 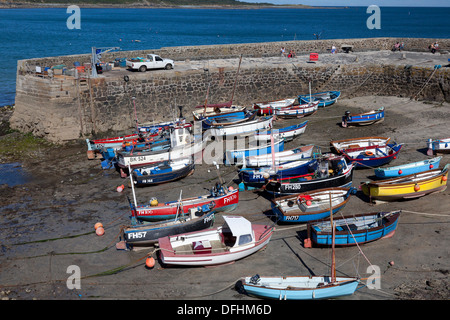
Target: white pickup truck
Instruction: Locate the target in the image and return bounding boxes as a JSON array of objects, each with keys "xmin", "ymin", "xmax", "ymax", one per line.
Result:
[{"xmin": 126, "ymin": 54, "xmax": 174, "ymax": 72}]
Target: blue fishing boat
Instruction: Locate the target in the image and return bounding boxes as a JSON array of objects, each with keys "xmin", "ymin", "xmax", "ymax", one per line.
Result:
[
  {"xmin": 341, "ymin": 143, "xmax": 403, "ymax": 168},
  {"xmin": 271, "ymin": 187, "xmax": 355, "ymax": 223},
  {"xmin": 341, "ymin": 107, "xmax": 385, "ymax": 127},
  {"xmin": 298, "ymin": 91, "xmax": 341, "ymax": 107},
  {"xmin": 239, "ymin": 159, "xmax": 318, "ymax": 188},
  {"xmin": 240, "ymin": 205, "xmax": 360, "ymax": 300},
  {"xmin": 131, "ymin": 157, "xmax": 195, "ymax": 187},
  {"xmin": 224, "ymin": 138, "xmax": 284, "ymax": 166},
  {"xmin": 255, "ymin": 120, "xmax": 308, "ymax": 142},
  {"xmin": 240, "ymin": 275, "xmax": 359, "ymax": 300},
  {"xmin": 374, "ymin": 156, "xmax": 441, "ymax": 178},
  {"xmin": 201, "ymin": 110, "xmax": 257, "ymax": 130},
  {"xmin": 306, "ymin": 211, "xmax": 401, "ymax": 246}
]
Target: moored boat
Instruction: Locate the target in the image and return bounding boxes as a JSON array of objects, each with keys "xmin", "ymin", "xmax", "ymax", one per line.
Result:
[
  {"xmin": 427, "ymin": 138, "xmax": 450, "ymax": 155},
  {"xmin": 299, "ymin": 91, "xmax": 341, "ymax": 107},
  {"xmin": 157, "ymin": 215, "xmax": 274, "ymax": 266},
  {"xmin": 133, "ymin": 183, "xmax": 239, "ymax": 222},
  {"xmin": 122, "ymin": 203, "xmax": 216, "ymax": 246},
  {"xmin": 206, "ymin": 116, "xmax": 273, "ymax": 139},
  {"xmin": 244, "ymin": 145, "xmax": 318, "ymax": 167},
  {"xmin": 306, "ymin": 211, "xmax": 401, "ymax": 246},
  {"xmin": 374, "ymin": 156, "xmax": 442, "ymax": 178},
  {"xmin": 239, "ymin": 158, "xmax": 318, "ymax": 189},
  {"xmin": 275, "ymin": 101, "xmax": 319, "ymax": 118},
  {"xmin": 253, "ymin": 98, "xmax": 296, "ymax": 115},
  {"xmin": 271, "ymin": 187, "xmax": 355, "ymax": 223},
  {"xmin": 224, "ymin": 138, "xmax": 284, "ymax": 166},
  {"xmin": 264, "ymin": 155, "xmax": 355, "ymax": 196},
  {"xmin": 255, "ymin": 121, "xmax": 308, "ymax": 142},
  {"xmin": 131, "ymin": 157, "xmax": 195, "ymax": 187},
  {"xmin": 330, "ymin": 136, "xmax": 391, "ymax": 154},
  {"xmin": 361, "ymin": 164, "xmax": 449, "ymax": 201},
  {"xmin": 340, "ymin": 143, "xmax": 403, "ymax": 168},
  {"xmin": 341, "ymin": 107, "xmax": 385, "ymax": 127}
]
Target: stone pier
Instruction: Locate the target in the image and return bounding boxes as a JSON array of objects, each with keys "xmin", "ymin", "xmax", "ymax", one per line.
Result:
[{"xmin": 10, "ymin": 37, "xmax": 450, "ymax": 142}]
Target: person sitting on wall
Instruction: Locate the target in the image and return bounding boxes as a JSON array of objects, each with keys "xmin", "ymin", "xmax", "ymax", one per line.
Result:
[
  {"xmin": 287, "ymin": 49, "xmax": 296, "ymax": 58},
  {"xmin": 280, "ymin": 47, "xmax": 286, "ymax": 57},
  {"xmin": 429, "ymin": 43, "xmax": 436, "ymax": 54},
  {"xmin": 399, "ymin": 42, "xmax": 404, "ymax": 51},
  {"xmin": 331, "ymin": 45, "xmax": 336, "ymax": 54},
  {"xmin": 392, "ymin": 42, "xmax": 400, "ymax": 51}
]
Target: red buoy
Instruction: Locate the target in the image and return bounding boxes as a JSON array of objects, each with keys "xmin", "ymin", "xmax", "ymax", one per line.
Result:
[
  {"xmin": 414, "ymin": 184, "xmax": 420, "ymax": 192},
  {"xmin": 146, "ymin": 257, "xmax": 155, "ymax": 268},
  {"xmin": 398, "ymin": 169, "xmax": 403, "ymax": 175}
]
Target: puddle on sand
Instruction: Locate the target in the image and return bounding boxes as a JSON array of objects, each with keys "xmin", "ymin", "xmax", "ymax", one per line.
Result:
[{"xmin": 0, "ymin": 162, "xmax": 32, "ymax": 187}]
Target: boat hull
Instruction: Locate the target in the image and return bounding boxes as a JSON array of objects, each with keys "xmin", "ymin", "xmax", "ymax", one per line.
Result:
[
  {"xmin": 132, "ymin": 162, "xmax": 195, "ymax": 186},
  {"xmin": 158, "ymin": 224, "xmax": 274, "ymax": 266},
  {"xmin": 135, "ymin": 188, "xmax": 239, "ymax": 222},
  {"xmin": 271, "ymin": 187, "xmax": 353, "ymax": 223},
  {"xmin": 242, "ymin": 276, "xmax": 359, "ymax": 300},
  {"xmin": 341, "ymin": 107, "xmax": 385, "ymax": 127},
  {"xmin": 265, "ymin": 164, "xmax": 354, "ymax": 196},
  {"xmin": 123, "ymin": 210, "xmax": 215, "ymax": 245},
  {"xmin": 374, "ymin": 157, "xmax": 441, "ymax": 178},
  {"xmin": 361, "ymin": 166, "xmax": 449, "ymax": 201},
  {"xmin": 308, "ymin": 211, "xmax": 401, "ymax": 246},
  {"xmin": 299, "ymin": 91, "xmax": 340, "ymax": 107},
  {"xmin": 342, "ymin": 143, "xmax": 403, "ymax": 168},
  {"xmin": 224, "ymin": 139, "xmax": 284, "ymax": 166}
]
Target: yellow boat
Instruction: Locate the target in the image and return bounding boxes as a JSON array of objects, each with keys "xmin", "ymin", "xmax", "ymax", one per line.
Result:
[{"xmin": 361, "ymin": 164, "xmax": 449, "ymax": 201}]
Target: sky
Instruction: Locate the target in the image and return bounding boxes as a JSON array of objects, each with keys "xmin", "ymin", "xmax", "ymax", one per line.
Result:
[{"xmin": 242, "ymin": 0, "xmax": 450, "ymax": 6}]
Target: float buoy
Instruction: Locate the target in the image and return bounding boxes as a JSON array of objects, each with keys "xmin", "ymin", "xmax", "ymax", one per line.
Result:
[
  {"xmin": 96, "ymin": 227, "xmax": 105, "ymax": 236},
  {"xmin": 146, "ymin": 257, "xmax": 155, "ymax": 268},
  {"xmin": 306, "ymin": 200, "xmax": 312, "ymax": 206},
  {"xmin": 398, "ymin": 169, "xmax": 403, "ymax": 175},
  {"xmin": 429, "ymin": 164, "xmax": 434, "ymax": 169},
  {"xmin": 414, "ymin": 184, "xmax": 420, "ymax": 192},
  {"xmin": 442, "ymin": 176, "xmax": 448, "ymax": 182},
  {"xmin": 117, "ymin": 184, "xmax": 125, "ymax": 192},
  {"xmin": 94, "ymin": 222, "xmax": 103, "ymax": 230}
]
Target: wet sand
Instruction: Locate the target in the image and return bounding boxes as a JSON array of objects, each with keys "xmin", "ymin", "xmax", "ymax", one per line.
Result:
[{"xmin": 0, "ymin": 95, "xmax": 449, "ymax": 301}]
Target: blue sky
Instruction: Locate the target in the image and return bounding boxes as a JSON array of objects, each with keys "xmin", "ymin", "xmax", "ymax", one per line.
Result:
[{"xmin": 242, "ymin": 0, "xmax": 450, "ymax": 6}]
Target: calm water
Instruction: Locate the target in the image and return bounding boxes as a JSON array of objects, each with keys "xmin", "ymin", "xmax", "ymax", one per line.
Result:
[{"xmin": 0, "ymin": 6, "xmax": 449, "ymax": 106}]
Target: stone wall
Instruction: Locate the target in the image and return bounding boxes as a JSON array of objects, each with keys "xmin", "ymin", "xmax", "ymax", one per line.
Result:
[
  {"xmin": 11, "ymin": 38, "xmax": 450, "ymax": 143},
  {"xmin": 17, "ymin": 37, "xmax": 450, "ymax": 72}
]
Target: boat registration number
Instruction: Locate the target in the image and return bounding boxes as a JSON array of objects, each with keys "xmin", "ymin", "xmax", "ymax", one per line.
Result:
[{"xmin": 127, "ymin": 231, "xmax": 147, "ymax": 239}]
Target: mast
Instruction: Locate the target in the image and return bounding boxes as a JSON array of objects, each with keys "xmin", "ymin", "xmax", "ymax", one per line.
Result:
[
  {"xmin": 330, "ymin": 191, "xmax": 336, "ymax": 283},
  {"xmin": 203, "ymin": 82, "xmax": 211, "ymax": 116}
]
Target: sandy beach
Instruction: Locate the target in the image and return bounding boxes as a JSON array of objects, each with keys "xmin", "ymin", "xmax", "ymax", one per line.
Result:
[{"xmin": 0, "ymin": 93, "xmax": 449, "ymax": 301}]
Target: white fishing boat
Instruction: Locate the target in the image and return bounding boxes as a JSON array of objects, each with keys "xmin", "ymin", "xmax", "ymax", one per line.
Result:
[
  {"xmin": 206, "ymin": 116, "xmax": 273, "ymax": 138},
  {"xmin": 330, "ymin": 136, "xmax": 391, "ymax": 153},
  {"xmin": 244, "ymin": 145, "xmax": 317, "ymax": 167},
  {"xmin": 157, "ymin": 215, "xmax": 274, "ymax": 266}
]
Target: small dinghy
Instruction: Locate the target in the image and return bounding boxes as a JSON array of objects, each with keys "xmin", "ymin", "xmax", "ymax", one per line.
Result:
[
  {"xmin": 374, "ymin": 157, "xmax": 441, "ymax": 178},
  {"xmin": 341, "ymin": 107, "xmax": 385, "ymax": 127}
]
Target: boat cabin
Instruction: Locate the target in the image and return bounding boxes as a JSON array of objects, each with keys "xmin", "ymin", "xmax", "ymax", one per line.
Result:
[{"xmin": 220, "ymin": 216, "xmax": 255, "ymax": 248}]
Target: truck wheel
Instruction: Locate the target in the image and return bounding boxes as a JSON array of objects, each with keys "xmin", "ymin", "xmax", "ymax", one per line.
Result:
[
  {"xmin": 165, "ymin": 64, "xmax": 173, "ymax": 70},
  {"xmin": 139, "ymin": 65, "xmax": 147, "ymax": 72}
]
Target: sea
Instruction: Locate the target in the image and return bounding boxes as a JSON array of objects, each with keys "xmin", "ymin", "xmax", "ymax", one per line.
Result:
[{"xmin": 0, "ymin": 6, "xmax": 449, "ymax": 106}]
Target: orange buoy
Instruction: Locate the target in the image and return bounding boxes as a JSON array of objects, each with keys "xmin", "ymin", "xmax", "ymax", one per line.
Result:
[
  {"xmin": 389, "ymin": 261, "xmax": 395, "ymax": 266},
  {"xmin": 94, "ymin": 222, "xmax": 103, "ymax": 230},
  {"xmin": 414, "ymin": 184, "xmax": 420, "ymax": 192},
  {"xmin": 145, "ymin": 257, "xmax": 155, "ymax": 268},
  {"xmin": 429, "ymin": 164, "xmax": 434, "ymax": 169},
  {"xmin": 117, "ymin": 184, "xmax": 125, "ymax": 192},
  {"xmin": 96, "ymin": 226, "xmax": 105, "ymax": 236},
  {"xmin": 442, "ymin": 176, "xmax": 448, "ymax": 182}
]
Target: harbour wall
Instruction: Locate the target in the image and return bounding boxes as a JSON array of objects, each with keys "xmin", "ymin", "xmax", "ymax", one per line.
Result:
[{"xmin": 11, "ymin": 38, "xmax": 450, "ymax": 142}]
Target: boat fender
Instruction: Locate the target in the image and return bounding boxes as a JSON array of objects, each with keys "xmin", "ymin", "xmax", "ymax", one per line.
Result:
[
  {"xmin": 150, "ymin": 197, "xmax": 158, "ymax": 206},
  {"xmin": 365, "ymin": 150, "xmax": 374, "ymax": 156}
]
